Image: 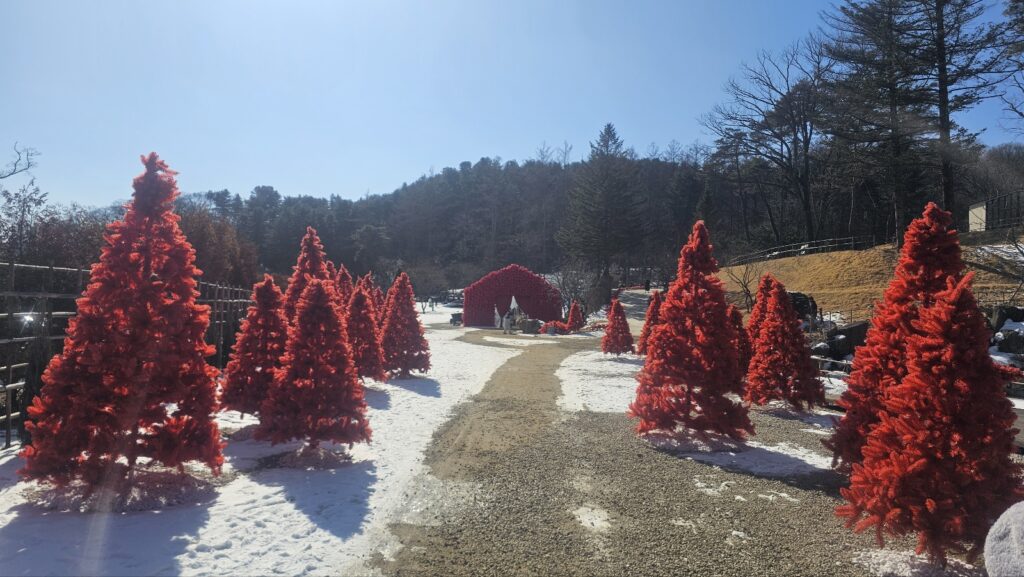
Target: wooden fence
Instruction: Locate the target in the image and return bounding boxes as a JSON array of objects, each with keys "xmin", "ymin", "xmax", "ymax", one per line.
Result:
[{"xmin": 0, "ymin": 261, "xmax": 252, "ymax": 448}]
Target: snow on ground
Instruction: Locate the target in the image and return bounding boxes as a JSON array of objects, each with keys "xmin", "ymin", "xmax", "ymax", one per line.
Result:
[
  {"xmin": 417, "ymin": 305, "xmax": 462, "ymax": 326},
  {"xmin": 852, "ymin": 550, "xmax": 982, "ymax": 577},
  {"xmin": 821, "ymin": 375, "xmax": 849, "ymax": 398},
  {"xmin": 0, "ymin": 322, "xmax": 519, "ymax": 577},
  {"xmin": 974, "ymin": 244, "xmax": 1024, "ymax": 265},
  {"xmin": 481, "ymin": 336, "xmax": 559, "ymax": 347},
  {"xmin": 555, "ymin": 349, "xmax": 643, "ymax": 413},
  {"xmin": 648, "ymin": 434, "xmax": 833, "ymax": 478}
]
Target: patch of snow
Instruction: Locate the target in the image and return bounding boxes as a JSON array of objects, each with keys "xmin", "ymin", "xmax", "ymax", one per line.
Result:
[
  {"xmin": 481, "ymin": 336, "xmax": 558, "ymax": 347},
  {"xmin": 800, "ymin": 428, "xmax": 831, "ymax": 436},
  {"xmin": 648, "ymin": 433, "xmax": 832, "ymax": 478},
  {"xmin": 693, "ymin": 476, "xmax": 734, "ymax": 497},
  {"xmin": 822, "ymin": 376, "xmax": 849, "ymax": 397},
  {"xmin": 572, "ymin": 504, "xmax": 611, "ymax": 532},
  {"xmin": 990, "ymin": 345, "xmax": 1023, "ymax": 369},
  {"xmin": 0, "ymin": 322, "xmax": 519, "ymax": 576},
  {"xmin": 852, "ymin": 550, "xmax": 983, "ymax": 577},
  {"xmin": 975, "ymin": 244, "xmax": 1024, "ymax": 265},
  {"xmin": 985, "ymin": 501, "xmax": 1024, "ymax": 577},
  {"xmin": 556, "ymin": 350, "xmax": 643, "ymax": 413}
]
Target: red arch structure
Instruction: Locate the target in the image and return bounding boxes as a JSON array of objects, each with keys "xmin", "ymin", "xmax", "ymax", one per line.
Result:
[{"xmin": 463, "ymin": 264, "xmax": 562, "ymax": 326}]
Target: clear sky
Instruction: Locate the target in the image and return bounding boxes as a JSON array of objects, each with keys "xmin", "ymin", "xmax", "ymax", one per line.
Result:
[{"xmin": 2, "ymin": 0, "xmax": 1017, "ymax": 206}]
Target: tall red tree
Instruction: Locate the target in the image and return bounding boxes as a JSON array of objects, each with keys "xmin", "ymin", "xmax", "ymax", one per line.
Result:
[
  {"xmin": 335, "ymin": 263, "xmax": 354, "ymax": 310},
  {"xmin": 746, "ymin": 274, "xmax": 776, "ymax": 343},
  {"xmin": 826, "ymin": 203, "xmax": 964, "ymax": 472},
  {"xmin": 728, "ymin": 303, "xmax": 751, "ymax": 373},
  {"xmin": 637, "ymin": 291, "xmax": 663, "ymax": 355},
  {"xmin": 602, "ymin": 299, "xmax": 634, "ymax": 355},
  {"xmin": 837, "ymin": 274, "xmax": 1023, "ymax": 564},
  {"xmin": 283, "ymin": 227, "xmax": 331, "ymax": 323},
  {"xmin": 566, "ymin": 300, "xmax": 585, "ymax": 332},
  {"xmin": 20, "ymin": 153, "xmax": 223, "ymax": 488},
  {"xmin": 380, "ymin": 273, "xmax": 431, "ymax": 377},
  {"xmin": 628, "ymin": 222, "xmax": 752, "ymax": 439},
  {"xmin": 744, "ymin": 281, "xmax": 823, "ymax": 410},
  {"xmin": 347, "ymin": 286, "xmax": 387, "ymax": 382},
  {"xmin": 220, "ymin": 275, "xmax": 289, "ymax": 416},
  {"xmin": 256, "ymin": 279, "xmax": 371, "ymax": 448}
]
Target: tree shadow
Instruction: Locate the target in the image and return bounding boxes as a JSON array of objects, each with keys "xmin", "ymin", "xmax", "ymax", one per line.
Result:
[
  {"xmin": 362, "ymin": 383, "xmax": 391, "ymax": 410},
  {"xmin": 253, "ymin": 459, "xmax": 376, "ymax": 540},
  {"xmin": 0, "ymin": 479, "xmax": 213, "ymax": 575},
  {"xmin": 387, "ymin": 377, "xmax": 442, "ymax": 398},
  {"xmin": 760, "ymin": 406, "xmax": 839, "ymax": 429}
]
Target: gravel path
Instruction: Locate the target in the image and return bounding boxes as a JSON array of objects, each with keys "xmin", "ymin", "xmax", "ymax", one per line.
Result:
[{"xmin": 375, "ymin": 329, "xmax": 944, "ymax": 577}]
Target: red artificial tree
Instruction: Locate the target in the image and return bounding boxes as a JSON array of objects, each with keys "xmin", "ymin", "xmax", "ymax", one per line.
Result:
[
  {"xmin": 837, "ymin": 273, "xmax": 1024, "ymax": 564},
  {"xmin": 746, "ymin": 274, "xmax": 777, "ymax": 344},
  {"xmin": 346, "ymin": 286, "xmax": 387, "ymax": 382},
  {"xmin": 335, "ymin": 263, "xmax": 354, "ymax": 310},
  {"xmin": 636, "ymin": 290, "xmax": 663, "ymax": 355},
  {"xmin": 326, "ymin": 260, "xmax": 338, "ymax": 282},
  {"xmin": 728, "ymin": 303, "xmax": 752, "ymax": 373},
  {"xmin": 380, "ymin": 273, "xmax": 431, "ymax": 377},
  {"xmin": 628, "ymin": 221, "xmax": 752, "ymax": 440},
  {"xmin": 826, "ymin": 203, "xmax": 964, "ymax": 472},
  {"xmin": 256, "ymin": 279, "xmax": 371, "ymax": 448},
  {"xmin": 20, "ymin": 153, "xmax": 223, "ymax": 489},
  {"xmin": 283, "ymin": 226, "xmax": 332, "ymax": 323},
  {"xmin": 602, "ymin": 299, "xmax": 634, "ymax": 355},
  {"xmin": 539, "ymin": 320, "xmax": 570, "ymax": 335},
  {"xmin": 744, "ymin": 281, "xmax": 823, "ymax": 410},
  {"xmin": 220, "ymin": 275, "xmax": 289, "ymax": 416},
  {"xmin": 566, "ymin": 300, "xmax": 585, "ymax": 332}
]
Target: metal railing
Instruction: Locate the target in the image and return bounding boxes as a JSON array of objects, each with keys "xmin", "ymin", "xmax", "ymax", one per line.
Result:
[
  {"xmin": 728, "ymin": 235, "xmax": 877, "ymax": 266},
  {"xmin": 1, "ymin": 261, "xmax": 252, "ymax": 449}
]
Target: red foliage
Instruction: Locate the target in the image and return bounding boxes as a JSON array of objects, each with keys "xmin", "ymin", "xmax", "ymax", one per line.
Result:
[
  {"xmin": 826, "ymin": 203, "xmax": 964, "ymax": 472},
  {"xmin": 335, "ymin": 264, "xmax": 354, "ymax": 310},
  {"xmin": 746, "ymin": 274, "xmax": 776, "ymax": 343},
  {"xmin": 381, "ymin": 273, "xmax": 431, "ymax": 377},
  {"xmin": 283, "ymin": 227, "xmax": 331, "ymax": 322},
  {"xmin": 539, "ymin": 320, "xmax": 570, "ymax": 335},
  {"xmin": 326, "ymin": 260, "xmax": 338, "ymax": 282},
  {"xmin": 347, "ymin": 286, "xmax": 387, "ymax": 382},
  {"xmin": 602, "ymin": 299, "xmax": 634, "ymax": 355},
  {"xmin": 462, "ymin": 264, "xmax": 562, "ymax": 326},
  {"xmin": 20, "ymin": 153, "xmax": 223, "ymax": 488},
  {"xmin": 728, "ymin": 304, "xmax": 751, "ymax": 373},
  {"xmin": 629, "ymin": 222, "xmax": 752, "ymax": 439},
  {"xmin": 566, "ymin": 300, "xmax": 585, "ymax": 332},
  {"xmin": 220, "ymin": 275, "xmax": 289, "ymax": 415},
  {"xmin": 636, "ymin": 290, "xmax": 663, "ymax": 355},
  {"xmin": 837, "ymin": 274, "xmax": 1024, "ymax": 563},
  {"xmin": 256, "ymin": 279, "xmax": 371, "ymax": 448},
  {"xmin": 744, "ymin": 280, "xmax": 823, "ymax": 410}
]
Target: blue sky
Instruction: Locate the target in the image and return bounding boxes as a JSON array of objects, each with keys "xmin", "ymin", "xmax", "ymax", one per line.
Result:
[{"xmin": 1, "ymin": 0, "xmax": 1017, "ymax": 206}]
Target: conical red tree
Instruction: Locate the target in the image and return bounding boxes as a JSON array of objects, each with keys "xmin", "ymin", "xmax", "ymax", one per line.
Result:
[
  {"xmin": 745, "ymin": 281, "xmax": 823, "ymax": 410},
  {"xmin": 628, "ymin": 221, "xmax": 752, "ymax": 439},
  {"xmin": 335, "ymin": 264, "xmax": 354, "ymax": 311},
  {"xmin": 380, "ymin": 273, "xmax": 431, "ymax": 377},
  {"xmin": 326, "ymin": 260, "xmax": 338, "ymax": 282},
  {"xmin": 347, "ymin": 286, "xmax": 387, "ymax": 382},
  {"xmin": 220, "ymin": 275, "xmax": 289, "ymax": 416},
  {"xmin": 602, "ymin": 299, "xmax": 635, "ymax": 355},
  {"xmin": 746, "ymin": 274, "xmax": 776, "ymax": 343},
  {"xmin": 637, "ymin": 291, "xmax": 663, "ymax": 355},
  {"xmin": 566, "ymin": 300, "xmax": 585, "ymax": 332},
  {"xmin": 20, "ymin": 153, "xmax": 222, "ymax": 488},
  {"xmin": 256, "ymin": 279, "xmax": 371, "ymax": 448},
  {"xmin": 837, "ymin": 273, "xmax": 1024, "ymax": 564},
  {"xmin": 728, "ymin": 304, "xmax": 752, "ymax": 373},
  {"xmin": 283, "ymin": 227, "xmax": 331, "ymax": 323},
  {"xmin": 826, "ymin": 203, "xmax": 964, "ymax": 472},
  {"xmin": 376, "ymin": 282, "xmax": 390, "ymax": 329}
]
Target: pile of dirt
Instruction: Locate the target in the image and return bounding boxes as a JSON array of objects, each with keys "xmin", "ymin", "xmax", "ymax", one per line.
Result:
[{"xmin": 720, "ymin": 245, "xmax": 1019, "ymax": 316}]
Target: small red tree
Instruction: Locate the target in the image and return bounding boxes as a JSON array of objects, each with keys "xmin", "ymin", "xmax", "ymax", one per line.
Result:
[
  {"xmin": 220, "ymin": 275, "xmax": 289, "ymax": 416},
  {"xmin": 566, "ymin": 300, "xmax": 585, "ymax": 332},
  {"xmin": 335, "ymin": 263, "xmax": 354, "ymax": 310},
  {"xmin": 326, "ymin": 260, "xmax": 338, "ymax": 282},
  {"xmin": 380, "ymin": 273, "xmax": 431, "ymax": 377},
  {"xmin": 837, "ymin": 273, "xmax": 1024, "ymax": 563},
  {"xmin": 628, "ymin": 221, "xmax": 752, "ymax": 439},
  {"xmin": 256, "ymin": 279, "xmax": 371, "ymax": 448},
  {"xmin": 20, "ymin": 153, "xmax": 223, "ymax": 489},
  {"xmin": 602, "ymin": 299, "xmax": 634, "ymax": 355},
  {"xmin": 636, "ymin": 291, "xmax": 663, "ymax": 355},
  {"xmin": 744, "ymin": 281, "xmax": 823, "ymax": 410},
  {"xmin": 826, "ymin": 203, "xmax": 964, "ymax": 472},
  {"xmin": 347, "ymin": 286, "xmax": 387, "ymax": 382},
  {"xmin": 283, "ymin": 227, "xmax": 331, "ymax": 323},
  {"xmin": 746, "ymin": 274, "xmax": 776, "ymax": 343},
  {"xmin": 728, "ymin": 304, "xmax": 751, "ymax": 373}
]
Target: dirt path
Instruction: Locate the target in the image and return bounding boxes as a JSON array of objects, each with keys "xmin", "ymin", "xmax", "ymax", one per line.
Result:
[{"xmin": 376, "ymin": 328, "xmax": 919, "ymax": 577}]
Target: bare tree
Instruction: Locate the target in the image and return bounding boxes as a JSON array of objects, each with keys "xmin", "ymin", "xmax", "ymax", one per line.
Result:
[
  {"xmin": 0, "ymin": 143, "xmax": 38, "ymax": 180},
  {"xmin": 723, "ymin": 260, "xmax": 766, "ymax": 311}
]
